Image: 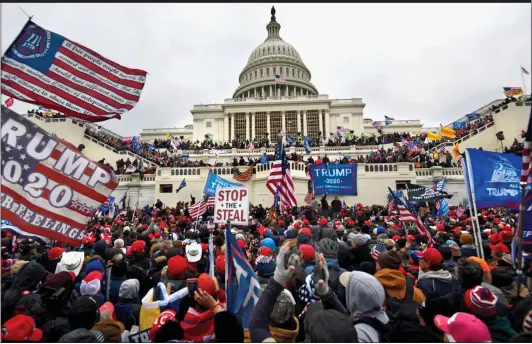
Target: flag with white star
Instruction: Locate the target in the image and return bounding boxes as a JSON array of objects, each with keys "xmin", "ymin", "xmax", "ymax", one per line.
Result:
[{"xmin": 1, "ymin": 106, "xmax": 118, "ymax": 245}]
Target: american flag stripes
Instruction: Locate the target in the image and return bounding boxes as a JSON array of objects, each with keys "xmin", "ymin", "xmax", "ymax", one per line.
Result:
[
  {"xmin": 188, "ymin": 196, "xmax": 215, "ymax": 219},
  {"xmin": 266, "ymin": 142, "xmax": 297, "ymax": 208},
  {"xmin": 1, "ymin": 107, "xmax": 118, "ymax": 245},
  {"xmin": 456, "ymin": 204, "xmax": 465, "ymax": 218},
  {"xmin": 1, "ymin": 21, "xmax": 147, "ymax": 123},
  {"xmin": 304, "ymin": 191, "xmax": 315, "ymax": 206},
  {"xmin": 388, "ymin": 187, "xmax": 434, "ymax": 247},
  {"xmin": 233, "ymin": 167, "xmax": 253, "ymax": 182},
  {"xmin": 521, "ymin": 108, "xmax": 532, "ymax": 184},
  {"xmin": 274, "ymin": 74, "xmax": 286, "ymax": 84}
]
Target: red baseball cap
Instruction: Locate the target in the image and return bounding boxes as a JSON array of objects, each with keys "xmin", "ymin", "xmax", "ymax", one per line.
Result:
[
  {"xmin": 416, "ymin": 248, "xmax": 443, "ymax": 265},
  {"xmin": 489, "ymin": 233, "xmax": 502, "ymax": 245},
  {"xmin": 215, "ymin": 255, "xmax": 226, "ymax": 274},
  {"xmin": 293, "ymin": 222, "xmax": 301, "ymax": 230},
  {"xmin": 491, "ymin": 242, "xmax": 509, "ymax": 254},
  {"xmin": 131, "ymin": 240, "xmax": 146, "ymax": 255},
  {"xmin": 167, "ymin": 255, "xmax": 190, "ymax": 279},
  {"xmin": 318, "ymin": 218, "xmax": 328, "ymax": 226},
  {"xmin": 299, "ymin": 228, "xmax": 312, "ymax": 237},
  {"xmin": 48, "ymin": 247, "xmax": 65, "ymax": 260},
  {"xmin": 258, "ymin": 246, "xmax": 274, "ymax": 257},
  {"xmin": 154, "ymin": 232, "xmax": 161, "ymax": 238},
  {"xmin": 299, "ymin": 244, "xmax": 315, "ymax": 261},
  {"xmin": 237, "ymin": 239, "xmax": 246, "ymax": 250},
  {"xmin": 278, "ymin": 220, "xmax": 285, "ymax": 227},
  {"xmin": 149, "ymin": 310, "xmax": 177, "ymax": 342},
  {"xmin": 1, "ymin": 314, "xmax": 43, "ymax": 342},
  {"xmin": 302, "ymin": 219, "xmax": 310, "ymax": 227},
  {"xmin": 198, "ymin": 273, "xmax": 217, "ymax": 296}
]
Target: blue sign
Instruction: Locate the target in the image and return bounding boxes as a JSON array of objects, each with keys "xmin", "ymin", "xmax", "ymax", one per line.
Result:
[
  {"xmin": 465, "ymin": 149, "xmax": 524, "ymax": 209},
  {"xmin": 437, "ymin": 199, "xmax": 450, "ymax": 216},
  {"xmin": 466, "ymin": 113, "xmax": 481, "ymax": 121},
  {"xmin": 309, "ymin": 164, "xmax": 358, "ymax": 195},
  {"xmin": 453, "ymin": 121, "xmax": 466, "ymax": 129},
  {"xmin": 203, "ymin": 171, "xmax": 243, "ymax": 197},
  {"xmin": 523, "ymin": 190, "xmax": 532, "ymax": 253}
]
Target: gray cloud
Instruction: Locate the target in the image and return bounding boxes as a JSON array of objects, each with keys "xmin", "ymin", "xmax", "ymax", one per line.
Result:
[{"xmin": 2, "ymin": 3, "xmax": 530, "ymax": 135}]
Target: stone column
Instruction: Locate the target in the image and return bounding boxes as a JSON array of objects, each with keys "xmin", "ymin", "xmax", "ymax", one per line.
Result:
[
  {"xmin": 325, "ymin": 111, "xmax": 330, "ymax": 138},
  {"xmin": 297, "ymin": 110, "xmax": 302, "ymax": 133},
  {"xmin": 224, "ymin": 115, "xmax": 229, "ymax": 142},
  {"xmin": 230, "ymin": 113, "xmax": 235, "ymax": 140},
  {"xmin": 318, "ymin": 109, "xmax": 323, "ymax": 138},
  {"xmin": 281, "ymin": 111, "xmax": 286, "ymax": 133},
  {"xmin": 247, "ymin": 90, "xmax": 250, "ymax": 98},
  {"xmin": 262, "ymin": 86, "xmax": 265, "ymax": 97},
  {"xmin": 254, "ymin": 88, "xmax": 257, "ymax": 97},
  {"xmin": 303, "ymin": 110, "xmax": 308, "ymax": 136},
  {"xmin": 245, "ymin": 113, "xmax": 250, "ymax": 140},
  {"xmin": 267, "ymin": 112, "xmax": 271, "ymax": 136},
  {"xmin": 251, "ymin": 113, "xmax": 256, "ymax": 140},
  {"xmin": 270, "ymin": 85, "xmax": 273, "ymax": 97}
]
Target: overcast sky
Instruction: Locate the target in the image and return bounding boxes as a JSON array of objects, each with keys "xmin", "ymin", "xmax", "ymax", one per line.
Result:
[{"xmin": 2, "ymin": 3, "xmax": 531, "ymax": 135}]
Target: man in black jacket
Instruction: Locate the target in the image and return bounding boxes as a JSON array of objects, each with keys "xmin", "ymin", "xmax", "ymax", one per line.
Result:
[{"xmin": 331, "ymin": 197, "xmax": 342, "ymax": 219}]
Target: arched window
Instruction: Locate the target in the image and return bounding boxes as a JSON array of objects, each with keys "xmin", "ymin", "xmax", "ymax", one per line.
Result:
[
  {"xmin": 273, "ymin": 67, "xmax": 276, "ymax": 74},
  {"xmin": 266, "ymin": 67, "xmax": 269, "ymax": 75},
  {"xmin": 379, "ymin": 165, "xmax": 383, "ymax": 172},
  {"xmin": 384, "ymin": 165, "xmax": 388, "ymax": 172},
  {"xmin": 255, "ymin": 70, "xmax": 257, "ymax": 78},
  {"xmin": 394, "ymin": 165, "xmax": 398, "ymax": 172},
  {"xmin": 171, "ymin": 169, "xmax": 175, "ymax": 176},
  {"xmin": 261, "ymin": 69, "xmax": 264, "ymax": 77},
  {"xmin": 365, "ymin": 165, "xmax": 369, "ymax": 172},
  {"xmin": 370, "ymin": 165, "xmax": 374, "ymax": 172}
]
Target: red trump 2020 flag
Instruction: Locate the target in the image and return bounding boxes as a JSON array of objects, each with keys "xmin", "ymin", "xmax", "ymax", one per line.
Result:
[
  {"xmin": 1, "ymin": 106, "xmax": 118, "ymax": 245},
  {"xmin": 1, "ymin": 20, "xmax": 147, "ymax": 122}
]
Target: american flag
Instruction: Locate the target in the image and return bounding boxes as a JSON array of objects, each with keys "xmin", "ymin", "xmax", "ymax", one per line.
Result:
[
  {"xmin": 384, "ymin": 115, "xmax": 395, "ymax": 121},
  {"xmin": 248, "ymin": 143, "xmax": 254, "ymax": 152},
  {"xmin": 440, "ymin": 145, "xmax": 447, "ymax": 155},
  {"xmin": 1, "ymin": 20, "xmax": 147, "ymax": 122},
  {"xmin": 1, "ymin": 107, "xmax": 118, "ymax": 245},
  {"xmin": 274, "ymin": 74, "xmax": 287, "ymax": 84},
  {"xmin": 388, "ymin": 187, "xmax": 434, "ymax": 247},
  {"xmin": 304, "ymin": 192, "xmax": 315, "ymax": 206},
  {"xmin": 456, "ymin": 204, "xmax": 465, "ymax": 218},
  {"xmin": 233, "ymin": 166, "xmax": 253, "ymax": 182},
  {"xmin": 521, "ymin": 108, "xmax": 532, "ymax": 184},
  {"xmin": 266, "ymin": 142, "xmax": 297, "ymax": 208},
  {"xmin": 188, "ymin": 196, "xmax": 215, "ymax": 219},
  {"xmin": 372, "ymin": 241, "xmax": 387, "ymax": 261},
  {"xmin": 5, "ymin": 97, "xmax": 14, "ymax": 108}
]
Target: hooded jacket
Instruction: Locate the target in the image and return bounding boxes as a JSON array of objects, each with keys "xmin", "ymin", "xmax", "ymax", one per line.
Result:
[
  {"xmin": 115, "ymin": 279, "xmax": 141, "ymax": 330},
  {"xmin": 417, "ymin": 269, "xmax": 460, "ymax": 299},
  {"xmin": 1, "ymin": 262, "xmax": 46, "ymax": 320},
  {"xmin": 374, "ymin": 268, "xmax": 426, "ymax": 304},
  {"xmin": 461, "ymin": 244, "xmax": 477, "ymax": 258}
]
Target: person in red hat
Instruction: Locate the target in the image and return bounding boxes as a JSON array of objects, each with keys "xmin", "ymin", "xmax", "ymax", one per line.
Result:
[
  {"xmin": 1, "ymin": 314, "xmax": 43, "ymax": 342},
  {"xmin": 181, "ymin": 273, "xmax": 224, "ymax": 342},
  {"xmin": 298, "ymin": 244, "xmax": 316, "ymax": 274},
  {"xmin": 417, "ymin": 248, "xmax": 460, "ymax": 299}
]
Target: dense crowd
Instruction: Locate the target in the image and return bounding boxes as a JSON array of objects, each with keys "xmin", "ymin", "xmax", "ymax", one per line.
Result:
[{"xmin": 2, "ymin": 198, "xmax": 531, "ymax": 343}]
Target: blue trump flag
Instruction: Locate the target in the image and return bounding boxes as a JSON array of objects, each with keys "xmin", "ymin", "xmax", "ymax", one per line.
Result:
[
  {"xmin": 465, "ymin": 149, "xmax": 523, "ymax": 209},
  {"xmin": 453, "ymin": 121, "xmax": 466, "ymax": 129},
  {"xmin": 176, "ymin": 179, "xmax": 187, "ymax": 194},
  {"xmin": 309, "ymin": 164, "xmax": 357, "ymax": 195},
  {"xmin": 466, "ymin": 113, "xmax": 481, "ymax": 121},
  {"xmin": 225, "ymin": 224, "xmax": 260, "ymax": 329},
  {"xmin": 99, "ymin": 196, "xmax": 115, "ymax": 213},
  {"xmin": 303, "ymin": 136, "xmax": 312, "ymax": 154},
  {"xmin": 203, "ymin": 171, "xmax": 243, "ymax": 197},
  {"xmin": 433, "ymin": 177, "xmax": 447, "ymax": 192},
  {"xmin": 437, "ymin": 199, "xmax": 450, "ymax": 216},
  {"xmin": 260, "ymin": 154, "xmax": 269, "ymax": 164},
  {"xmin": 131, "ymin": 136, "xmax": 141, "ymax": 153}
]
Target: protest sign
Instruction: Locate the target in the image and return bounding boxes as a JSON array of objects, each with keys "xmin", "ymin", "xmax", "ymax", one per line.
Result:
[
  {"xmin": 128, "ymin": 329, "xmax": 151, "ymax": 343},
  {"xmin": 203, "ymin": 170, "xmax": 243, "ymax": 197},
  {"xmin": 309, "ymin": 164, "xmax": 357, "ymax": 195},
  {"xmin": 214, "ymin": 187, "xmax": 249, "ymax": 225}
]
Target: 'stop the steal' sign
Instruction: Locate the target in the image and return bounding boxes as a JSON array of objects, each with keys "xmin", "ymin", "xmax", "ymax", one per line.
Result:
[
  {"xmin": 0, "ymin": 107, "xmax": 118, "ymax": 245},
  {"xmin": 213, "ymin": 187, "xmax": 249, "ymax": 225},
  {"xmin": 309, "ymin": 163, "xmax": 358, "ymax": 195}
]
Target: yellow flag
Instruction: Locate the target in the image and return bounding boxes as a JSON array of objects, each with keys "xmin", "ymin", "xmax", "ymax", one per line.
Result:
[
  {"xmin": 166, "ymin": 133, "xmax": 173, "ymax": 140},
  {"xmin": 440, "ymin": 126, "xmax": 456, "ymax": 139},
  {"xmin": 452, "ymin": 142, "xmax": 461, "ymax": 158},
  {"xmin": 427, "ymin": 131, "xmax": 442, "ymax": 141}
]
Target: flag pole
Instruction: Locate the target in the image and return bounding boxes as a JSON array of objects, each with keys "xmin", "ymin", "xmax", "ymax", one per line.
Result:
[
  {"xmin": 515, "ymin": 182, "xmax": 527, "ymax": 288},
  {"xmin": 464, "ymin": 150, "xmax": 485, "ymax": 260},
  {"xmin": 521, "ymin": 67, "xmax": 528, "ymax": 96}
]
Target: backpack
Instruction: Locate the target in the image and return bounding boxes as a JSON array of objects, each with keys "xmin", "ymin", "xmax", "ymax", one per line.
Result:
[
  {"xmin": 353, "ymin": 316, "xmax": 388, "ymax": 342},
  {"xmin": 384, "ymin": 279, "xmax": 419, "ymax": 322}
]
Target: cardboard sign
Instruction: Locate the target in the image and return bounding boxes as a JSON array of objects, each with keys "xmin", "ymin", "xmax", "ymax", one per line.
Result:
[
  {"xmin": 128, "ymin": 328, "xmax": 151, "ymax": 343},
  {"xmin": 213, "ymin": 187, "xmax": 249, "ymax": 225}
]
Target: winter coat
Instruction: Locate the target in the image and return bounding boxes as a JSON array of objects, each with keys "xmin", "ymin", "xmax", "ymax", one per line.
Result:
[
  {"xmin": 417, "ymin": 269, "xmax": 460, "ymax": 299},
  {"xmin": 374, "ymin": 268, "xmax": 426, "ymax": 304}
]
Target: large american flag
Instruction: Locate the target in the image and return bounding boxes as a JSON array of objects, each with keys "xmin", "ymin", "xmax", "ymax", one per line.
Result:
[
  {"xmin": 266, "ymin": 142, "xmax": 297, "ymax": 208},
  {"xmin": 456, "ymin": 204, "xmax": 465, "ymax": 218},
  {"xmin": 521, "ymin": 108, "xmax": 532, "ymax": 184},
  {"xmin": 233, "ymin": 167, "xmax": 253, "ymax": 182},
  {"xmin": 388, "ymin": 188, "xmax": 434, "ymax": 247},
  {"xmin": 188, "ymin": 196, "xmax": 215, "ymax": 219},
  {"xmin": 1, "ymin": 107, "xmax": 118, "ymax": 245},
  {"xmin": 1, "ymin": 20, "xmax": 147, "ymax": 122}
]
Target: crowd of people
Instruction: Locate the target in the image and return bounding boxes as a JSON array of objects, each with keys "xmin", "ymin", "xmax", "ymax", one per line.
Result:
[{"xmin": 2, "ymin": 197, "xmax": 531, "ymax": 343}]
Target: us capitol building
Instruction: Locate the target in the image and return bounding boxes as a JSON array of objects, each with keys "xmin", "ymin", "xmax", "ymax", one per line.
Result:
[{"xmin": 141, "ymin": 7, "xmax": 423, "ymax": 143}]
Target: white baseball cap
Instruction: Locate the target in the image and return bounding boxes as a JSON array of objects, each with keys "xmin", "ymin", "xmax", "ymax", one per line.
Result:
[{"xmin": 185, "ymin": 242, "xmax": 202, "ymax": 263}]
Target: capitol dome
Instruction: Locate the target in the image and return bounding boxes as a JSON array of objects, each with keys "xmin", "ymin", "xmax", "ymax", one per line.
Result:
[{"xmin": 233, "ymin": 7, "xmax": 318, "ymax": 99}]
